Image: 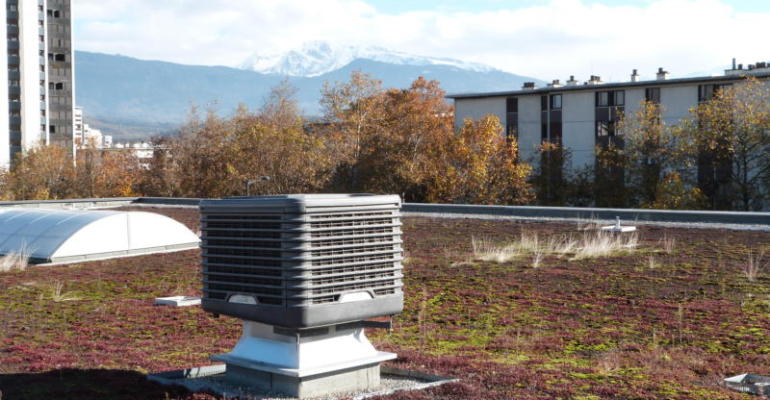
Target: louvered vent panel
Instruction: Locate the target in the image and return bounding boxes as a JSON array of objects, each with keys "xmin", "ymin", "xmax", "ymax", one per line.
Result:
[{"xmin": 199, "ymin": 194, "xmax": 404, "ymax": 327}]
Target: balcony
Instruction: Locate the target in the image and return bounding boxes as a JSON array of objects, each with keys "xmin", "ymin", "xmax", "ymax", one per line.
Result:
[
  {"xmin": 9, "ymin": 102, "xmax": 21, "ymax": 111},
  {"xmin": 7, "ymin": 26, "xmax": 19, "ymax": 35},
  {"xmin": 9, "ymin": 71, "xmax": 20, "ymax": 80},
  {"xmin": 10, "ymin": 116, "xmax": 21, "ymax": 126},
  {"xmin": 8, "ymin": 87, "xmax": 20, "ymax": 96},
  {"xmin": 7, "ymin": 40, "xmax": 19, "ymax": 50}
]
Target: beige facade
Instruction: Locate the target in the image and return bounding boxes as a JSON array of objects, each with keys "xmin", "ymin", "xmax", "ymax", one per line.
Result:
[{"xmin": 450, "ymin": 66, "xmax": 770, "ymax": 169}]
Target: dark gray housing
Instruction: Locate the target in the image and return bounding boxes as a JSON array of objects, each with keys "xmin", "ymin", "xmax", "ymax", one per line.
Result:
[{"xmin": 199, "ymin": 194, "xmax": 404, "ymax": 328}]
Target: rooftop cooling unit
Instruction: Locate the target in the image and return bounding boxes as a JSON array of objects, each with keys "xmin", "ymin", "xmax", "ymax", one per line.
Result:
[{"xmin": 199, "ymin": 194, "xmax": 404, "ymax": 398}]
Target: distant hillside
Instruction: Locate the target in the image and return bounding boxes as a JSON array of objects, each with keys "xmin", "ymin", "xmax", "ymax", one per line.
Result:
[{"xmin": 75, "ymin": 51, "xmax": 542, "ymax": 140}]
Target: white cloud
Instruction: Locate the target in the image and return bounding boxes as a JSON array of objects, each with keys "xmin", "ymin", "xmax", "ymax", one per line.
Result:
[{"xmin": 73, "ymin": 0, "xmax": 769, "ymax": 81}]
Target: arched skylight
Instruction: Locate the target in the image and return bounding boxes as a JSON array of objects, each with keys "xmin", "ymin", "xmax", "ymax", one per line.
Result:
[{"xmin": 0, "ymin": 209, "xmax": 200, "ymax": 265}]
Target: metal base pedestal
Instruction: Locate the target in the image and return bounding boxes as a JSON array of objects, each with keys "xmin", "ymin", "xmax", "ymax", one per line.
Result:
[{"xmin": 212, "ymin": 321, "xmax": 396, "ymax": 398}]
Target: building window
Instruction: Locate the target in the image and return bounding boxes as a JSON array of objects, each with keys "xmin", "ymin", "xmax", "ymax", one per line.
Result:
[
  {"xmin": 597, "ymin": 91, "xmax": 609, "ymax": 107},
  {"xmin": 505, "ymin": 97, "xmax": 518, "ymax": 139},
  {"xmin": 596, "ymin": 121, "xmax": 609, "ymax": 137},
  {"xmin": 698, "ymin": 83, "xmax": 732, "ymax": 102},
  {"xmin": 540, "ymin": 95, "xmax": 548, "ymax": 141},
  {"xmin": 506, "ymin": 97, "xmax": 518, "ymax": 113},
  {"xmin": 595, "ymin": 90, "xmax": 625, "ymax": 147},
  {"xmin": 550, "ymin": 94, "xmax": 562, "ymax": 110},
  {"xmin": 614, "ymin": 91, "xmax": 624, "ymax": 106},
  {"xmin": 541, "ymin": 94, "xmax": 563, "ymax": 145},
  {"xmin": 645, "ymin": 88, "xmax": 661, "ymax": 104}
]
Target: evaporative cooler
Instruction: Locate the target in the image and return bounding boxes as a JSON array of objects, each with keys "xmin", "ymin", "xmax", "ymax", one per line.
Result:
[{"xmin": 199, "ymin": 194, "xmax": 404, "ymax": 397}]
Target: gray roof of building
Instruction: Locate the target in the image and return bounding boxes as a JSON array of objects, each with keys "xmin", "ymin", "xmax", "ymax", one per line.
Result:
[{"xmin": 446, "ymin": 72, "xmax": 770, "ymax": 99}]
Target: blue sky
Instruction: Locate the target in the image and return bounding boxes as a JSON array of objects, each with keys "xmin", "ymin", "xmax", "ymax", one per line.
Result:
[{"xmin": 74, "ymin": 0, "xmax": 770, "ymax": 80}]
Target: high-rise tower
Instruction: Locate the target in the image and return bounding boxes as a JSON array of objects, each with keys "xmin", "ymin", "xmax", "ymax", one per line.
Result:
[{"xmin": 1, "ymin": 0, "xmax": 74, "ymax": 169}]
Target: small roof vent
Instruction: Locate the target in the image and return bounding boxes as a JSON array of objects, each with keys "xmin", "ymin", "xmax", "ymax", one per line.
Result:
[
  {"xmin": 656, "ymin": 67, "xmax": 669, "ymax": 80},
  {"xmin": 547, "ymin": 79, "xmax": 562, "ymax": 88},
  {"xmin": 586, "ymin": 75, "xmax": 603, "ymax": 85},
  {"xmin": 522, "ymin": 82, "xmax": 537, "ymax": 90},
  {"xmin": 630, "ymin": 69, "xmax": 640, "ymax": 82},
  {"xmin": 566, "ymin": 75, "xmax": 578, "ymax": 86}
]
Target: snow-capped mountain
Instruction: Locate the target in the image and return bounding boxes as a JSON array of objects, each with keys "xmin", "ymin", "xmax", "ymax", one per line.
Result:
[
  {"xmin": 76, "ymin": 50, "xmax": 543, "ymax": 139},
  {"xmin": 241, "ymin": 41, "xmax": 496, "ymax": 77}
]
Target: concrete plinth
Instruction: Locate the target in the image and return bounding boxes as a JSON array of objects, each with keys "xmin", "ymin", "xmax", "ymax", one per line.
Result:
[
  {"xmin": 212, "ymin": 321, "xmax": 396, "ymax": 398},
  {"xmin": 225, "ymin": 363, "xmax": 381, "ymax": 398}
]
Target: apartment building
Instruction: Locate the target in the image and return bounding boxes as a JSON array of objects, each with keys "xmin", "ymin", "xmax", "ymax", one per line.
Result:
[
  {"xmin": 1, "ymin": 0, "xmax": 74, "ymax": 169},
  {"xmin": 449, "ymin": 61, "xmax": 770, "ymax": 169}
]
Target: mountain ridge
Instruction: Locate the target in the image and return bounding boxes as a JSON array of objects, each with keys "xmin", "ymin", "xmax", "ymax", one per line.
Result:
[
  {"xmin": 74, "ymin": 50, "xmax": 543, "ymax": 140},
  {"xmin": 241, "ymin": 41, "xmax": 496, "ymax": 77}
]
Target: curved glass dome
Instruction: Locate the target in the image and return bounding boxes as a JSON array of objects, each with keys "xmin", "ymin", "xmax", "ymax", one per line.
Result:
[{"xmin": 0, "ymin": 209, "xmax": 200, "ymax": 265}]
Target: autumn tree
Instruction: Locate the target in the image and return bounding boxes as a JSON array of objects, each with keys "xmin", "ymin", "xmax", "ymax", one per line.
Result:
[
  {"xmin": 169, "ymin": 108, "xmax": 242, "ymax": 198},
  {"xmin": 0, "ymin": 168, "xmax": 9, "ymax": 200},
  {"xmin": 564, "ymin": 164, "xmax": 595, "ymax": 207},
  {"xmin": 531, "ymin": 142, "xmax": 570, "ymax": 205},
  {"xmin": 136, "ymin": 137, "xmax": 178, "ymax": 197},
  {"xmin": 676, "ymin": 78, "xmax": 770, "ymax": 210},
  {"xmin": 648, "ymin": 171, "xmax": 707, "ymax": 210},
  {"xmin": 5, "ymin": 145, "xmax": 74, "ymax": 200},
  {"xmin": 74, "ymin": 149, "xmax": 142, "ymax": 198},
  {"xmin": 320, "ymin": 71, "xmax": 385, "ymax": 191},
  {"xmin": 617, "ymin": 100, "xmax": 683, "ymax": 207},
  {"xmin": 258, "ymin": 78, "xmax": 303, "ymax": 129},
  {"xmin": 229, "ymin": 91, "xmax": 334, "ymax": 195},
  {"xmin": 593, "ymin": 144, "xmax": 627, "ymax": 207},
  {"xmin": 355, "ymin": 77, "xmax": 454, "ymax": 200},
  {"xmin": 155, "ymin": 82, "xmax": 336, "ymax": 198},
  {"xmin": 423, "ymin": 116, "xmax": 533, "ymax": 205}
]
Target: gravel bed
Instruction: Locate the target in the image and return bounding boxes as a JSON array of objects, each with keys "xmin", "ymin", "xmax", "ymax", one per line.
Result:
[{"xmin": 149, "ymin": 366, "xmax": 456, "ymax": 400}]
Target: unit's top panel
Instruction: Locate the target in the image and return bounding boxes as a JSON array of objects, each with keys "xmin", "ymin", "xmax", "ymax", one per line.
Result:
[{"xmin": 200, "ymin": 194, "xmax": 401, "ymax": 214}]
